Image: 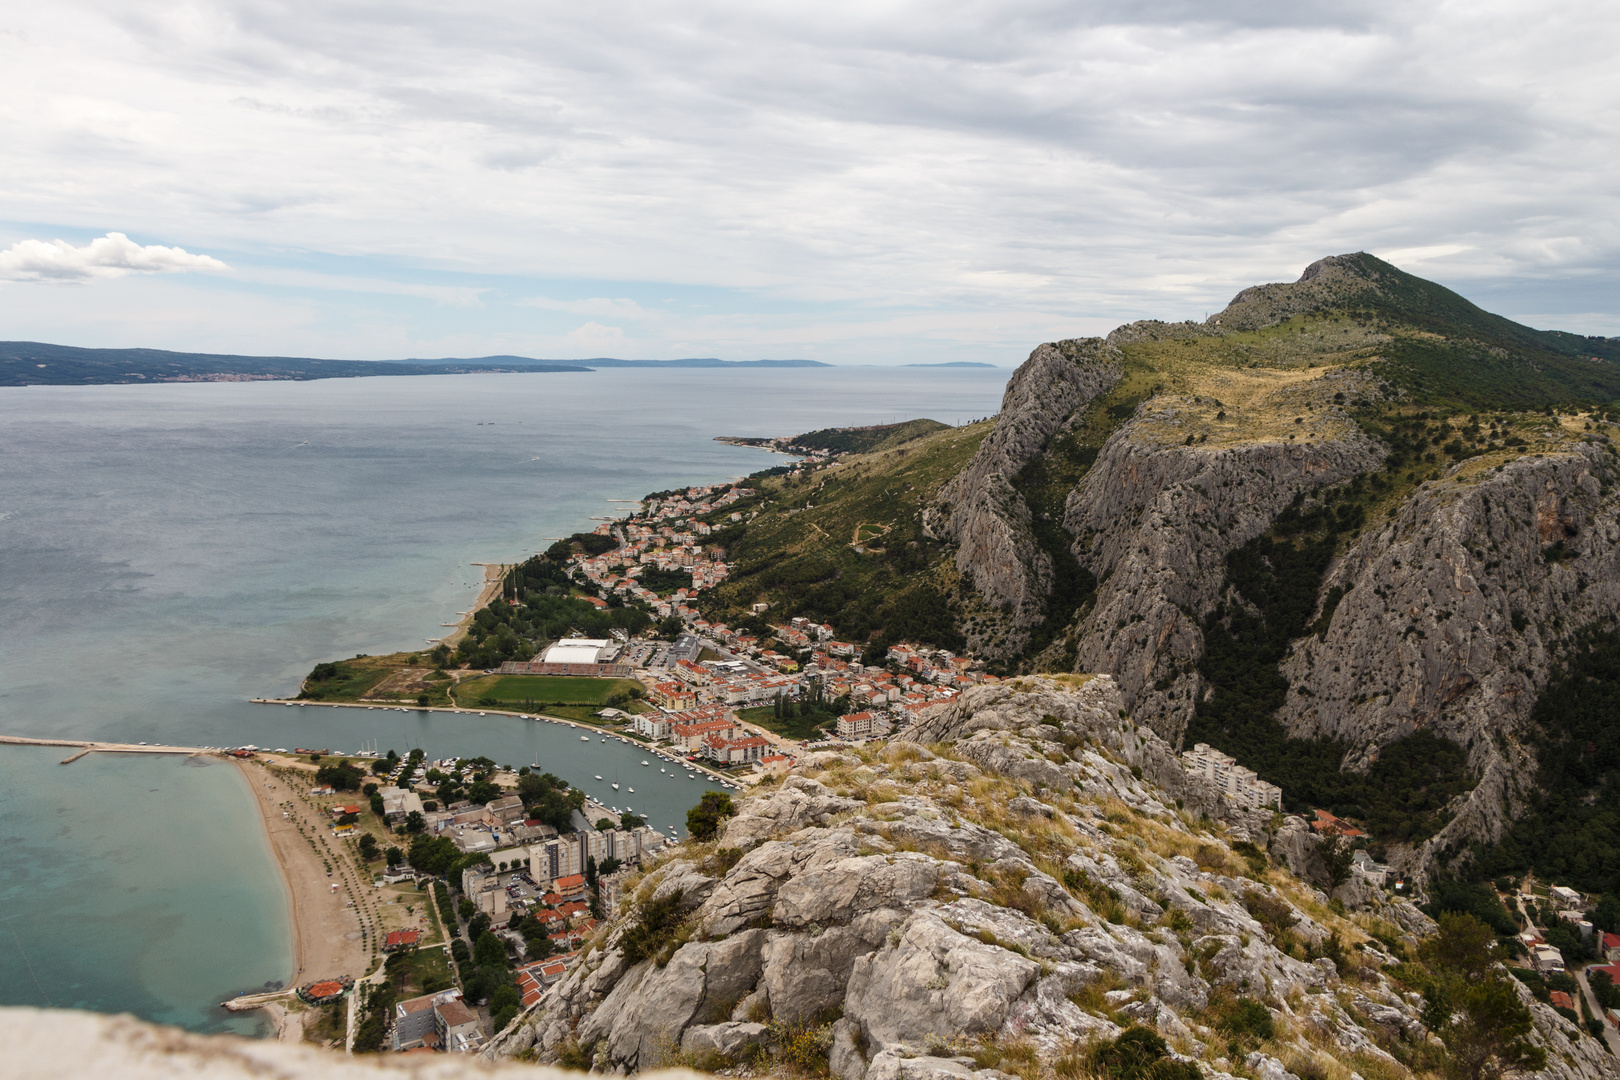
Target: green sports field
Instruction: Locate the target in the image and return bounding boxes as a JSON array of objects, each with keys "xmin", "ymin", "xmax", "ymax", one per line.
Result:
[{"xmin": 456, "ymin": 674, "xmax": 639, "ymax": 706}]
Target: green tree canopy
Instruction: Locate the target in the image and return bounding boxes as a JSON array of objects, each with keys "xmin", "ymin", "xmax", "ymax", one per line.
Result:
[
  {"xmin": 474, "ymin": 930, "xmax": 507, "ymax": 967},
  {"xmin": 686, "ymin": 791, "xmax": 736, "ymax": 842}
]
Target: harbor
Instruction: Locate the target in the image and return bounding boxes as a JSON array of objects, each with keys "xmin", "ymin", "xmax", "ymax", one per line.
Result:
[{"xmin": 228, "ymin": 697, "xmax": 735, "ymax": 837}]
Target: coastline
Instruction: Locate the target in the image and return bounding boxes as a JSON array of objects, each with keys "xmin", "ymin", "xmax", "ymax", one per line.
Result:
[
  {"xmin": 232, "ymin": 759, "xmax": 371, "ymax": 1035},
  {"xmin": 436, "ymin": 562, "xmax": 508, "ymax": 649}
]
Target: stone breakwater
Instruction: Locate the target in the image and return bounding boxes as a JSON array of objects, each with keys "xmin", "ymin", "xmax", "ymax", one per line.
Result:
[{"xmin": 486, "ymin": 676, "xmax": 1610, "ymax": 1080}]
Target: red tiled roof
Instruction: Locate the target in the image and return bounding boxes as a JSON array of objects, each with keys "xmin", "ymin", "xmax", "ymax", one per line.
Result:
[
  {"xmin": 307, "ymin": 981, "xmax": 345, "ymax": 998},
  {"xmin": 1311, "ymin": 809, "xmax": 1365, "ymax": 837},
  {"xmin": 385, "ymin": 929, "xmax": 421, "ymax": 948},
  {"xmin": 1550, "ymin": 991, "xmax": 1576, "ymax": 1010},
  {"xmin": 554, "ymin": 874, "xmax": 586, "ymax": 891}
]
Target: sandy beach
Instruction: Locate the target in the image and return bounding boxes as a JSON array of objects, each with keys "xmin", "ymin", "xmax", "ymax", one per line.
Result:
[
  {"xmin": 234, "ymin": 759, "xmax": 372, "ymax": 999},
  {"xmin": 438, "ymin": 562, "xmax": 508, "ymax": 648}
]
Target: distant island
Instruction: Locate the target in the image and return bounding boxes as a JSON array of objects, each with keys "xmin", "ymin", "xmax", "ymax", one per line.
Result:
[
  {"xmin": 0, "ymin": 342, "xmax": 830, "ymax": 387},
  {"xmin": 400, "ymin": 355, "xmax": 828, "ymax": 369},
  {"xmin": 900, "ymin": 361, "xmax": 999, "ymax": 368}
]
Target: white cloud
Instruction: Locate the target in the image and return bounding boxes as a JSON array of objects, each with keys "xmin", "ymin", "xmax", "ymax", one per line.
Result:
[
  {"xmin": 0, "ymin": 1, "xmax": 1615, "ymax": 349},
  {"xmin": 244, "ymin": 268, "xmax": 486, "ymax": 307},
  {"xmin": 565, "ymin": 321, "xmax": 627, "ymax": 350},
  {"xmin": 1377, "ymin": 244, "xmax": 1474, "ymax": 266},
  {"xmin": 519, "ymin": 296, "xmax": 650, "ymax": 319},
  {"xmin": 0, "ymin": 232, "xmax": 229, "ymax": 284}
]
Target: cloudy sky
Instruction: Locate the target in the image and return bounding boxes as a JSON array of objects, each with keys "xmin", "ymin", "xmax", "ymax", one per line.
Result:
[{"xmin": 1, "ymin": 1, "xmax": 1615, "ymax": 363}]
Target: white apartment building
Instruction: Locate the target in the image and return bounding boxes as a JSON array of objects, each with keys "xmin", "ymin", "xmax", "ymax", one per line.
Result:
[
  {"xmin": 1180, "ymin": 743, "xmax": 1283, "ymax": 811},
  {"xmin": 835, "ymin": 711, "xmax": 893, "ymax": 741},
  {"xmin": 527, "ymin": 826, "xmax": 663, "ymax": 889},
  {"xmin": 632, "ymin": 713, "xmax": 672, "ymax": 741}
]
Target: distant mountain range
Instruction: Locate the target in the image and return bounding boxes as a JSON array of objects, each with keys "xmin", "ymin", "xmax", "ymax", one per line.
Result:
[
  {"xmin": 401, "ymin": 356, "xmax": 829, "ymax": 369},
  {"xmin": 0, "ymin": 342, "xmax": 831, "ymax": 386}
]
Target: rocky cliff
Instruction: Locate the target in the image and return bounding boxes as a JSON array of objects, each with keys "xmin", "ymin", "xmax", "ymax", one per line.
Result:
[
  {"xmin": 1061, "ymin": 377, "xmax": 1385, "ymax": 743},
  {"xmin": 1276, "ymin": 440, "xmax": 1620, "ymax": 862},
  {"xmin": 929, "ymin": 340, "xmax": 1121, "ymax": 644},
  {"xmin": 925, "ymin": 252, "xmax": 1620, "ymax": 874},
  {"xmin": 489, "ymin": 678, "xmax": 1609, "ymax": 1080}
]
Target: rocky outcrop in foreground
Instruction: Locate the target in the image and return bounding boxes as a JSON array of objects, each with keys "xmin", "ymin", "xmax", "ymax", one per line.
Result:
[
  {"xmin": 490, "ymin": 678, "xmax": 1610, "ymax": 1080},
  {"xmin": 0, "ymin": 1006, "xmax": 638, "ymax": 1080}
]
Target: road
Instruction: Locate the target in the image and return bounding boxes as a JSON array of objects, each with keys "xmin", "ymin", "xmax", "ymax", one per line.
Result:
[
  {"xmin": 1517, "ymin": 887, "xmax": 1620, "ymax": 1056},
  {"xmin": 1574, "ymin": 967, "xmax": 1620, "ymax": 1056}
]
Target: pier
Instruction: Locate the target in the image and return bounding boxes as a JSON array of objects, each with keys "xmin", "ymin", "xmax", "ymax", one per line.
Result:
[{"xmin": 0, "ymin": 734, "xmax": 210, "ymax": 764}]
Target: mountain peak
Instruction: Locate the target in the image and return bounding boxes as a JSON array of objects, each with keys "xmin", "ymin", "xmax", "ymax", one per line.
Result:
[{"xmin": 1210, "ymin": 252, "xmax": 1387, "ymax": 331}]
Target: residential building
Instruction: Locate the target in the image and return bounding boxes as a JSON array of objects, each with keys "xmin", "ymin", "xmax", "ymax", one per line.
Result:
[
  {"xmin": 433, "ymin": 997, "xmax": 484, "ymax": 1053},
  {"xmin": 391, "ymin": 989, "xmax": 464, "ymax": 1051},
  {"xmin": 649, "ymin": 681, "xmax": 697, "ymax": 710},
  {"xmin": 1308, "ymin": 809, "xmax": 1363, "ymax": 837},
  {"xmin": 1532, "ymin": 944, "xmax": 1566, "ymax": 973},
  {"xmin": 516, "ymin": 958, "xmax": 572, "ymax": 1007},
  {"xmin": 633, "ymin": 713, "xmax": 672, "ymax": 741},
  {"xmin": 700, "ymin": 733, "xmax": 769, "ymax": 765},
  {"xmin": 383, "ymin": 929, "xmax": 421, "ymax": 952},
  {"xmin": 529, "ymin": 835, "xmax": 585, "ymax": 886},
  {"xmin": 552, "ymin": 873, "xmax": 589, "ymax": 899},
  {"xmin": 1350, "ymin": 850, "xmax": 1389, "ymax": 887},
  {"xmin": 1180, "ymin": 743, "xmax": 1284, "ymax": 811},
  {"xmin": 486, "ymin": 795, "xmax": 525, "ymax": 824},
  {"xmin": 670, "ymin": 718, "xmax": 738, "ymax": 750},
  {"xmin": 835, "ymin": 711, "xmax": 892, "ymax": 741}
]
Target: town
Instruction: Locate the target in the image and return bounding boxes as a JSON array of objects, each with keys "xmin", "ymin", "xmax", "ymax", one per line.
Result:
[{"xmin": 243, "ymin": 470, "xmax": 1620, "ymax": 1057}]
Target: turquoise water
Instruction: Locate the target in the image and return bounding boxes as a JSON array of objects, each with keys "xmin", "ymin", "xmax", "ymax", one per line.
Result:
[
  {"xmin": 0, "ymin": 747, "xmax": 288, "ymax": 1034},
  {"xmin": 0, "ymin": 366, "xmax": 1007, "ymax": 1032}
]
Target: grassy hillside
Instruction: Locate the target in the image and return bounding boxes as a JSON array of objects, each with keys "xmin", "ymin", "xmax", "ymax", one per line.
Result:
[
  {"xmin": 697, "ymin": 420, "xmax": 992, "ymax": 655},
  {"xmin": 786, "ymin": 418, "xmax": 951, "ymax": 455}
]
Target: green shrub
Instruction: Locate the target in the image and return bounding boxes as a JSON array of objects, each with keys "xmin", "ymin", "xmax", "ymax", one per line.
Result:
[
  {"xmin": 1088, "ymin": 1027, "xmax": 1200, "ymax": 1080},
  {"xmin": 555, "ymin": 1038, "xmax": 597, "ymax": 1071},
  {"xmin": 1217, "ymin": 997, "xmax": 1276, "ymax": 1043},
  {"xmin": 620, "ymin": 890, "xmax": 686, "ymax": 966}
]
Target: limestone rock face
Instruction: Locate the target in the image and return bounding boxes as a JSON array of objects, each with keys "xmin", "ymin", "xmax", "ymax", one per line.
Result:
[
  {"xmin": 489, "ymin": 680, "xmax": 1614, "ymax": 1080},
  {"xmin": 844, "ymin": 910, "xmax": 1041, "ymax": 1049},
  {"xmin": 1060, "ymin": 407, "xmax": 1385, "ymax": 743},
  {"xmin": 900, "ymin": 675, "xmax": 1247, "ymax": 827},
  {"xmin": 1276, "ymin": 443, "xmax": 1620, "ymax": 864},
  {"xmin": 930, "ymin": 339, "xmax": 1121, "ymax": 651},
  {"xmin": 0, "ymin": 1007, "xmax": 705, "ymax": 1080}
]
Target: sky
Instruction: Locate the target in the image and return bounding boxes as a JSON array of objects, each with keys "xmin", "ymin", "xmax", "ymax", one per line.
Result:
[{"xmin": 1, "ymin": 1, "xmax": 1616, "ymax": 364}]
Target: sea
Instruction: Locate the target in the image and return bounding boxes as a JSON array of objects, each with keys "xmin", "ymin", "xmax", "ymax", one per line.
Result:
[{"xmin": 0, "ymin": 365, "xmax": 1006, "ymax": 1034}]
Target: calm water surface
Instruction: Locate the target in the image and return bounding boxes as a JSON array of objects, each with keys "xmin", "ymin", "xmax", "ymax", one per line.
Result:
[{"xmin": 0, "ymin": 366, "xmax": 1006, "ymax": 1031}]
